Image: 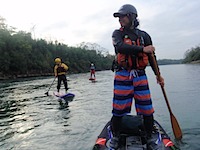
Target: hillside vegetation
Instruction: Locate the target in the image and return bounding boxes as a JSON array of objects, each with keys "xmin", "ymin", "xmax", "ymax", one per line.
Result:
[
  {"xmin": 0, "ymin": 17, "xmax": 114, "ymax": 79},
  {"xmin": 183, "ymin": 45, "xmax": 200, "ymax": 63},
  {"xmin": 1, "ymin": 16, "xmax": 199, "ymax": 80}
]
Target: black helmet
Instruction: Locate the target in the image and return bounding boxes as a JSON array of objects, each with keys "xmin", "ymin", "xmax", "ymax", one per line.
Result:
[{"xmin": 113, "ymin": 4, "xmax": 138, "ymax": 18}]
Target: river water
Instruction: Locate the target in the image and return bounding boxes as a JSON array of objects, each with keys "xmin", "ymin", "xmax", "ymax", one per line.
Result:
[{"xmin": 0, "ymin": 64, "xmax": 200, "ymax": 150}]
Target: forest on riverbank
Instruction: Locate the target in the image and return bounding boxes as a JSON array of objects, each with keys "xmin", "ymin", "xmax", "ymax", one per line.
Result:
[
  {"xmin": 0, "ymin": 16, "xmax": 199, "ymax": 80},
  {"xmin": 182, "ymin": 45, "xmax": 200, "ymax": 64},
  {"xmin": 0, "ymin": 17, "xmax": 114, "ymax": 79}
]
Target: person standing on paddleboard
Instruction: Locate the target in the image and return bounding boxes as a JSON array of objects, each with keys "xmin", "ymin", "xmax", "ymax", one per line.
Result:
[
  {"xmin": 54, "ymin": 58, "xmax": 69, "ymax": 93},
  {"xmin": 90, "ymin": 63, "xmax": 96, "ymax": 79},
  {"xmin": 110, "ymin": 4, "xmax": 164, "ymax": 149}
]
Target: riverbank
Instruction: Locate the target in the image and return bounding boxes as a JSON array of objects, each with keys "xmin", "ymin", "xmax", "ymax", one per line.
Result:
[
  {"xmin": 0, "ymin": 73, "xmax": 53, "ymax": 80},
  {"xmin": 190, "ymin": 60, "xmax": 200, "ymax": 64},
  {"xmin": 0, "ymin": 69, "xmax": 103, "ymax": 80}
]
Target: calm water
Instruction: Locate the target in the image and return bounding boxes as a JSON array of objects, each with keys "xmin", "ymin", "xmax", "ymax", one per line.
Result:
[{"xmin": 0, "ymin": 64, "xmax": 200, "ymax": 150}]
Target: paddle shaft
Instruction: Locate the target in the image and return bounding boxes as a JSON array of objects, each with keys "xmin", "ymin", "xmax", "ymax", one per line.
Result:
[
  {"xmin": 151, "ymin": 54, "xmax": 173, "ymax": 113},
  {"xmin": 150, "ymin": 54, "xmax": 182, "ymax": 140},
  {"xmin": 160, "ymin": 85, "xmax": 173, "ymax": 114},
  {"xmin": 45, "ymin": 77, "xmax": 56, "ymax": 95}
]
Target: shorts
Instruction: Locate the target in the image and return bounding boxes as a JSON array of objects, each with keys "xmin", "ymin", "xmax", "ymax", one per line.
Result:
[{"xmin": 112, "ymin": 69, "xmax": 154, "ymax": 116}]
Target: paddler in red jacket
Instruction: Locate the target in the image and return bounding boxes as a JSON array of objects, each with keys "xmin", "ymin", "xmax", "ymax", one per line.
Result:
[{"xmin": 110, "ymin": 4, "xmax": 164, "ymax": 149}]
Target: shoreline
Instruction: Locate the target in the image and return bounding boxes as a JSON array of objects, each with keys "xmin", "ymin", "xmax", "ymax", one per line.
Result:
[{"xmin": 0, "ymin": 73, "xmax": 53, "ymax": 80}]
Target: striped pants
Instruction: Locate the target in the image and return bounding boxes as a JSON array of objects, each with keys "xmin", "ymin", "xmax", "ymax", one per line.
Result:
[{"xmin": 112, "ymin": 69, "xmax": 154, "ymax": 116}]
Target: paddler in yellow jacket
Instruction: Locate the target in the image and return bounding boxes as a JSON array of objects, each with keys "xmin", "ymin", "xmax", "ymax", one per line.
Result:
[{"xmin": 54, "ymin": 58, "xmax": 69, "ymax": 93}]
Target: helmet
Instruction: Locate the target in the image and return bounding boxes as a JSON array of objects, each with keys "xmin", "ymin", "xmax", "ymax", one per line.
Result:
[
  {"xmin": 113, "ymin": 4, "xmax": 137, "ymax": 18},
  {"xmin": 55, "ymin": 58, "xmax": 61, "ymax": 64}
]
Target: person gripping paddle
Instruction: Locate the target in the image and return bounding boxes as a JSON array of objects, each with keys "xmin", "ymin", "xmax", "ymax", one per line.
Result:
[
  {"xmin": 54, "ymin": 57, "xmax": 69, "ymax": 93},
  {"xmin": 109, "ymin": 4, "xmax": 165, "ymax": 149}
]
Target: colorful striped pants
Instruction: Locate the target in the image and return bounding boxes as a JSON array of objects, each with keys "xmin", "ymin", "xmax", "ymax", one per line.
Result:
[{"xmin": 112, "ymin": 69, "xmax": 154, "ymax": 116}]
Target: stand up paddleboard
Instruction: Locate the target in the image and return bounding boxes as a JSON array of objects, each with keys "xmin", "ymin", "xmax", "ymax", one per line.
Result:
[
  {"xmin": 93, "ymin": 115, "xmax": 178, "ymax": 150},
  {"xmin": 53, "ymin": 91, "xmax": 75, "ymax": 106},
  {"xmin": 89, "ymin": 78, "xmax": 97, "ymax": 82}
]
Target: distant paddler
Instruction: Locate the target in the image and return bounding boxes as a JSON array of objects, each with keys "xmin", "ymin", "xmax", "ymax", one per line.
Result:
[{"xmin": 89, "ymin": 63, "xmax": 96, "ymax": 80}]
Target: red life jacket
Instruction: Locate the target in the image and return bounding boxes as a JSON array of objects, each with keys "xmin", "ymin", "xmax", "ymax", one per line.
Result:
[{"xmin": 117, "ymin": 30, "xmax": 149, "ymax": 70}]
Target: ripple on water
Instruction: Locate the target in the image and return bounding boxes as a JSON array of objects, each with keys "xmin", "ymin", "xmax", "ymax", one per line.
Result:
[{"xmin": 0, "ymin": 68, "xmax": 200, "ymax": 150}]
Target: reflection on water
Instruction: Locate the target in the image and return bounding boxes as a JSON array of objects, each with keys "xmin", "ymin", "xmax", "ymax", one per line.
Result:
[
  {"xmin": 0, "ymin": 64, "xmax": 200, "ymax": 150},
  {"xmin": 0, "ymin": 77, "xmax": 71, "ymax": 149}
]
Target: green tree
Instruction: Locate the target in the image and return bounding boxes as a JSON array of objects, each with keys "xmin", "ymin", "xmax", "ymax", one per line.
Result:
[{"xmin": 183, "ymin": 46, "xmax": 200, "ymax": 63}]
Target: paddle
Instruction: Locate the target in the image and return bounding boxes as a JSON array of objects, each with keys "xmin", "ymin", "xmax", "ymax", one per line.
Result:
[
  {"xmin": 45, "ymin": 77, "xmax": 56, "ymax": 96},
  {"xmin": 151, "ymin": 54, "xmax": 182, "ymax": 140}
]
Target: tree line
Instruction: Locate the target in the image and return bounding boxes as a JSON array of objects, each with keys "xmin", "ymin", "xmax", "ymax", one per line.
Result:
[
  {"xmin": 156, "ymin": 46, "xmax": 200, "ymax": 65},
  {"xmin": 182, "ymin": 45, "xmax": 200, "ymax": 63},
  {"xmin": 1, "ymin": 16, "xmax": 199, "ymax": 79},
  {"xmin": 0, "ymin": 16, "xmax": 114, "ymax": 79}
]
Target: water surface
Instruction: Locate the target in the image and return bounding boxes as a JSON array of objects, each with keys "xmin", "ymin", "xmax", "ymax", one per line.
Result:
[{"xmin": 0, "ymin": 64, "xmax": 200, "ymax": 150}]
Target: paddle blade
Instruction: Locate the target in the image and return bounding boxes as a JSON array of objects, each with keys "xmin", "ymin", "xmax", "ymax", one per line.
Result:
[
  {"xmin": 170, "ymin": 114, "xmax": 182, "ymax": 140},
  {"xmin": 45, "ymin": 92, "xmax": 49, "ymax": 96}
]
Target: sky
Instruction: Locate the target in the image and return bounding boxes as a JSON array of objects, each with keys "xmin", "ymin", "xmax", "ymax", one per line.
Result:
[{"xmin": 0, "ymin": 0, "xmax": 200, "ymax": 59}]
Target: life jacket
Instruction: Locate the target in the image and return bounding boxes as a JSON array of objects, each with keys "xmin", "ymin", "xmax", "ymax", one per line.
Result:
[
  {"xmin": 90, "ymin": 66, "xmax": 95, "ymax": 70},
  {"xmin": 56, "ymin": 63, "xmax": 67, "ymax": 75},
  {"xmin": 117, "ymin": 28, "xmax": 149, "ymax": 70}
]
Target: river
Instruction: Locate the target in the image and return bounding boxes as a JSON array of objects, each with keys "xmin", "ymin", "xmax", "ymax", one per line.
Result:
[{"xmin": 0, "ymin": 64, "xmax": 200, "ymax": 150}]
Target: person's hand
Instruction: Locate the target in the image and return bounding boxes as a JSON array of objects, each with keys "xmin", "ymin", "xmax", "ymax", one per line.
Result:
[
  {"xmin": 143, "ymin": 45, "xmax": 155, "ymax": 54},
  {"xmin": 156, "ymin": 75, "xmax": 164, "ymax": 87}
]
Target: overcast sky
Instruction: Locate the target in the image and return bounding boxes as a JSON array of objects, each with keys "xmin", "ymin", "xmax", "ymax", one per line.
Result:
[{"xmin": 1, "ymin": 0, "xmax": 200, "ymax": 59}]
